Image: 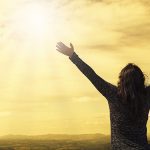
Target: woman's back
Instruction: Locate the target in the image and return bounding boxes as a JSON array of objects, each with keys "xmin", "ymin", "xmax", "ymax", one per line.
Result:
[{"xmin": 108, "ymin": 86, "xmax": 150, "ymax": 150}]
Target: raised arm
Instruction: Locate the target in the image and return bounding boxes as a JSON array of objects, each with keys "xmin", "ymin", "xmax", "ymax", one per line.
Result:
[{"xmin": 56, "ymin": 42, "xmax": 117, "ymax": 100}]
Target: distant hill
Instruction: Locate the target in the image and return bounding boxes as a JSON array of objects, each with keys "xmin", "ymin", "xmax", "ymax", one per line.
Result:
[
  {"xmin": 1, "ymin": 133, "xmax": 149, "ymax": 141},
  {"xmin": 0, "ymin": 133, "xmax": 110, "ymax": 141},
  {"xmin": 0, "ymin": 134, "xmax": 111, "ymax": 150}
]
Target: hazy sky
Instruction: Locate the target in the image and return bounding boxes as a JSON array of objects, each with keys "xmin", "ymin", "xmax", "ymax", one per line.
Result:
[{"xmin": 0, "ymin": 0, "xmax": 150, "ymax": 136}]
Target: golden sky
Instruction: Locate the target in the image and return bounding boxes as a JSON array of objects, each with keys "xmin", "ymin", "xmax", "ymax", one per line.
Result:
[{"xmin": 0, "ymin": 0, "xmax": 150, "ymax": 136}]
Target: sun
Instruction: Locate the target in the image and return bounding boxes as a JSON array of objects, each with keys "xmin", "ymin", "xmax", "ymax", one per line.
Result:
[
  {"xmin": 25, "ymin": 6, "xmax": 47, "ymax": 32},
  {"xmin": 23, "ymin": 5, "xmax": 49, "ymax": 35},
  {"xmin": 13, "ymin": 3, "xmax": 50, "ymax": 39}
]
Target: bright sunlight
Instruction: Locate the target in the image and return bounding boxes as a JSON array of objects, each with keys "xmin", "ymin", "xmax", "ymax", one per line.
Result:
[{"xmin": 12, "ymin": 3, "xmax": 51, "ymax": 39}]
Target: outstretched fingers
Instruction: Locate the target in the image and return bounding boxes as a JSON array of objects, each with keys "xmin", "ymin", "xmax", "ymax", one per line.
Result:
[
  {"xmin": 56, "ymin": 44, "xmax": 60, "ymax": 49},
  {"xmin": 56, "ymin": 43, "xmax": 63, "ymax": 53},
  {"xmin": 58, "ymin": 42, "xmax": 65, "ymax": 47},
  {"xmin": 58, "ymin": 42, "xmax": 68, "ymax": 49},
  {"xmin": 56, "ymin": 49, "xmax": 62, "ymax": 53},
  {"xmin": 56, "ymin": 44, "xmax": 61, "ymax": 50}
]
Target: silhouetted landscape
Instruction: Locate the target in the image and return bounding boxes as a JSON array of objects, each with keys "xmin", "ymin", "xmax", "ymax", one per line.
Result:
[
  {"xmin": 0, "ymin": 134, "xmax": 149, "ymax": 150},
  {"xmin": 0, "ymin": 134, "xmax": 111, "ymax": 150}
]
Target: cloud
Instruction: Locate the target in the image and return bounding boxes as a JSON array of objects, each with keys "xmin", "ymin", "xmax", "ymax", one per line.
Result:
[
  {"xmin": 2, "ymin": 0, "xmax": 150, "ymax": 51},
  {"xmin": 90, "ymin": 0, "xmax": 150, "ymax": 5},
  {"xmin": 117, "ymin": 21, "xmax": 150, "ymax": 47},
  {"xmin": 58, "ymin": 0, "xmax": 150, "ymax": 51}
]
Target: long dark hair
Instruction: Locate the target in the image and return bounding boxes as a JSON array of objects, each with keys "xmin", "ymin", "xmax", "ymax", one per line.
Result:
[{"xmin": 117, "ymin": 63, "xmax": 147, "ymax": 119}]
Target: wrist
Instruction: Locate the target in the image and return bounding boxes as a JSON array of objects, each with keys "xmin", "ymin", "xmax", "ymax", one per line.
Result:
[{"xmin": 69, "ymin": 51, "xmax": 74, "ymax": 58}]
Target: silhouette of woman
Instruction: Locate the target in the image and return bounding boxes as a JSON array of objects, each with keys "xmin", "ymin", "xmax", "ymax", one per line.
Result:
[{"xmin": 56, "ymin": 42, "xmax": 150, "ymax": 150}]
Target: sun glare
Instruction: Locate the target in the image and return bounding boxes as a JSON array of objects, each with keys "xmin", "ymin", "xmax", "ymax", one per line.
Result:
[
  {"xmin": 26, "ymin": 7, "xmax": 46, "ymax": 32},
  {"xmin": 13, "ymin": 4, "xmax": 51, "ymax": 39},
  {"xmin": 24, "ymin": 5, "xmax": 49, "ymax": 34}
]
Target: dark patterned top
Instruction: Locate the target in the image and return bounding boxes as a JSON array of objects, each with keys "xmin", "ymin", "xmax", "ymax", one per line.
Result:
[{"xmin": 69, "ymin": 52, "xmax": 150, "ymax": 150}]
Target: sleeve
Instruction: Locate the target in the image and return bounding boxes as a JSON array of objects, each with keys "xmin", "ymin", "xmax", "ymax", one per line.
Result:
[{"xmin": 69, "ymin": 52, "xmax": 117, "ymax": 100}]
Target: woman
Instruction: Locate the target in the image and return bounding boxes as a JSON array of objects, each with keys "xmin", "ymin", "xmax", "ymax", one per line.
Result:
[{"xmin": 56, "ymin": 42, "xmax": 150, "ymax": 150}]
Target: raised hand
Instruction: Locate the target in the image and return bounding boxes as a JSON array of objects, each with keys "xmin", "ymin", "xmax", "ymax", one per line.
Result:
[{"xmin": 56, "ymin": 42, "xmax": 74, "ymax": 57}]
